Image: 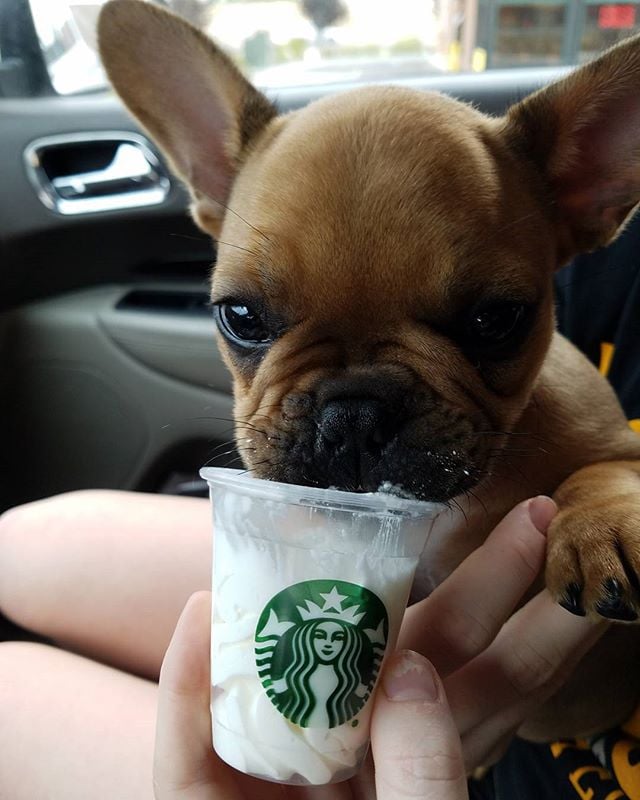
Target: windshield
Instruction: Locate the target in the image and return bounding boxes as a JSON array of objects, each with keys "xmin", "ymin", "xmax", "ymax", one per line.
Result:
[{"xmin": 26, "ymin": 0, "xmax": 640, "ymax": 95}]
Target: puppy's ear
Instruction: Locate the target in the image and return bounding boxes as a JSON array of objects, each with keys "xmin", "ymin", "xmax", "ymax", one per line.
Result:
[
  {"xmin": 504, "ymin": 34, "xmax": 640, "ymax": 262},
  {"xmin": 97, "ymin": 0, "xmax": 277, "ymax": 236}
]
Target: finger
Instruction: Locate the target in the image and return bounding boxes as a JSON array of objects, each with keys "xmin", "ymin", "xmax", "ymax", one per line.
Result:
[
  {"xmin": 447, "ymin": 590, "xmax": 607, "ymax": 736},
  {"xmin": 154, "ymin": 591, "xmax": 242, "ymax": 800},
  {"xmin": 371, "ymin": 650, "xmax": 468, "ymax": 800},
  {"xmin": 459, "ymin": 614, "xmax": 605, "ymax": 771},
  {"xmin": 462, "ymin": 728, "xmax": 515, "ymax": 774},
  {"xmin": 399, "ymin": 496, "xmax": 555, "ymax": 676}
]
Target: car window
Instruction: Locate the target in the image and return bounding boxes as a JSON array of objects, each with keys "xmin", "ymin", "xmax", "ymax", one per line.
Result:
[{"xmin": 8, "ymin": 0, "xmax": 640, "ymax": 96}]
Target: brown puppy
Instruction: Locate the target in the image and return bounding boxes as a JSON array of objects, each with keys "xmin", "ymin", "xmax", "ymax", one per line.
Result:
[{"xmin": 98, "ymin": 0, "xmax": 640, "ymax": 739}]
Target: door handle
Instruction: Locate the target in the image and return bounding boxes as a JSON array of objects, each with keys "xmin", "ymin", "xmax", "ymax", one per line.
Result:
[{"xmin": 24, "ymin": 131, "xmax": 171, "ymax": 215}]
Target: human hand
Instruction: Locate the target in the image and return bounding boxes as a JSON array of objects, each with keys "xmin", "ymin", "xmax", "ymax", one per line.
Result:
[
  {"xmin": 153, "ymin": 497, "xmax": 606, "ymax": 799},
  {"xmin": 153, "ymin": 594, "xmax": 469, "ymax": 799},
  {"xmin": 398, "ymin": 495, "xmax": 608, "ymax": 769}
]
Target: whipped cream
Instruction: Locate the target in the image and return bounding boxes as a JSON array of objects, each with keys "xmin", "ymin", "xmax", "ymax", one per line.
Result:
[{"xmin": 207, "ymin": 484, "xmax": 436, "ymax": 785}]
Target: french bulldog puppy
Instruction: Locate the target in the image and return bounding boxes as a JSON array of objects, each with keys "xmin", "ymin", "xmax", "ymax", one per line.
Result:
[{"xmin": 98, "ymin": 0, "xmax": 640, "ymax": 739}]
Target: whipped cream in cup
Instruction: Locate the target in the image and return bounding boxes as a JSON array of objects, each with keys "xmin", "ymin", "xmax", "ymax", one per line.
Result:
[{"xmin": 200, "ymin": 467, "xmax": 442, "ymax": 786}]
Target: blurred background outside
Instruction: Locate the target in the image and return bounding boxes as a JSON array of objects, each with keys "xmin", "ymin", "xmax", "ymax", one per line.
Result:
[{"xmin": 20, "ymin": 0, "xmax": 640, "ymax": 95}]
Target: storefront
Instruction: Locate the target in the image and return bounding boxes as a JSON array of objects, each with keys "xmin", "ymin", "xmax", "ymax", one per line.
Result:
[{"xmin": 476, "ymin": 0, "xmax": 640, "ymax": 67}]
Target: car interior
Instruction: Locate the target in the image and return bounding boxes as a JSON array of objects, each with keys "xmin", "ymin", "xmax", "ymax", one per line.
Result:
[{"xmin": 0, "ymin": 0, "xmax": 637, "ymax": 626}]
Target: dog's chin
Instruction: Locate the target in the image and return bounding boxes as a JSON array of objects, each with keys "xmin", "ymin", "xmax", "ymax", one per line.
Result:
[{"xmin": 247, "ymin": 449, "xmax": 482, "ymax": 503}]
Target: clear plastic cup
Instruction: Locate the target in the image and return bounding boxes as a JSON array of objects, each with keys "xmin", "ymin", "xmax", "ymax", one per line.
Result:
[{"xmin": 200, "ymin": 467, "xmax": 443, "ymax": 786}]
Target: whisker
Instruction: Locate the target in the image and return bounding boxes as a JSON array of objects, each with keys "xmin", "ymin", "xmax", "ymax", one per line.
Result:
[
  {"xmin": 245, "ymin": 411, "xmax": 281, "ymax": 423},
  {"xmin": 207, "ymin": 439, "xmax": 239, "ymax": 455},
  {"xmin": 168, "ymin": 232, "xmax": 211, "ymax": 243},
  {"xmin": 483, "ymin": 468, "xmax": 530, "ymax": 491},
  {"xmin": 185, "ymin": 414, "xmax": 235, "ymax": 425},
  {"xmin": 203, "ymin": 451, "xmax": 247, "ymax": 467},
  {"xmin": 494, "ymin": 210, "xmax": 540, "ymax": 235},
  {"xmin": 488, "ymin": 451, "xmax": 530, "ymax": 481},
  {"xmin": 210, "ymin": 447, "xmax": 251, "ymax": 462},
  {"xmin": 234, "ymin": 459, "xmax": 275, "ymax": 478},
  {"xmin": 485, "ymin": 447, "xmax": 547, "ymax": 458},
  {"xmin": 215, "ymin": 240, "xmax": 264, "ymax": 259},
  {"xmin": 449, "ymin": 497, "xmax": 469, "ymax": 525},
  {"xmin": 191, "ymin": 415, "xmax": 279, "ymax": 437},
  {"xmin": 201, "ymin": 190, "xmax": 272, "ymax": 244},
  {"xmin": 474, "ymin": 430, "xmax": 552, "ymax": 446},
  {"xmin": 465, "ymin": 487, "xmax": 489, "ymax": 518},
  {"xmin": 246, "ymin": 402, "xmax": 282, "ymax": 417},
  {"xmin": 474, "ymin": 429, "xmax": 550, "ymax": 442}
]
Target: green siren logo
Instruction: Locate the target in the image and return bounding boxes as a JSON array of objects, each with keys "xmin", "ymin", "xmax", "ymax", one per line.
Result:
[{"xmin": 255, "ymin": 580, "xmax": 388, "ymax": 728}]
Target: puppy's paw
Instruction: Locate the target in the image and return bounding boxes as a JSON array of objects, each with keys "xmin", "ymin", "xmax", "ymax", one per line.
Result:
[{"xmin": 547, "ymin": 465, "xmax": 640, "ymax": 623}]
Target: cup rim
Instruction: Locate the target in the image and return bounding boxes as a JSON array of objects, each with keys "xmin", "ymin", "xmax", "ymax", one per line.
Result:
[{"xmin": 199, "ymin": 467, "xmax": 444, "ymax": 518}]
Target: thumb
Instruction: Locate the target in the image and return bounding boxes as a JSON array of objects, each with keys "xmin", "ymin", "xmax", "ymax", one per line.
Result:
[
  {"xmin": 154, "ymin": 591, "xmax": 242, "ymax": 800},
  {"xmin": 371, "ymin": 650, "xmax": 469, "ymax": 800}
]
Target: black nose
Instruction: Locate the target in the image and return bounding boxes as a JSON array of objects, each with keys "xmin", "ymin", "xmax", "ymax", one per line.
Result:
[{"xmin": 318, "ymin": 398, "xmax": 389, "ymax": 452}]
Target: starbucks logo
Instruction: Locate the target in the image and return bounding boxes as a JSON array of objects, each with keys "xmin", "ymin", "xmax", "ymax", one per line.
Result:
[{"xmin": 255, "ymin": 579, "xmax": 388, "ymax": 729}]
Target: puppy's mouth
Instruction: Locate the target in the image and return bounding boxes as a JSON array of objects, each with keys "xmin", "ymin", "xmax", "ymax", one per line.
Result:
[
  {"xmin": 259, "ymin": 438, "xmax": 481, "ymax": 503},
  {"xmin": 237, "ymin": 393, "xmax": 487, "ymax": 503}
]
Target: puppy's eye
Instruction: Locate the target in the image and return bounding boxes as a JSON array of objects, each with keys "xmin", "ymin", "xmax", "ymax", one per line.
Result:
[
  {"xmin": 469, "ymin": 303, "xmax": 527, "ymax": 344},
  {"xmin": 460, "ymin": 301, "xmax": 535, "ymax": 361},
  {"xmin": 215, "ymin": 303, "xmax": 272, "ymax": 346}
]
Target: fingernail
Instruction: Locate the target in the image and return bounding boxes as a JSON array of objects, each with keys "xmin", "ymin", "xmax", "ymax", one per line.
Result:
[
  {"xmin": 383, "ymin": 650, "xmax": 440, "ymax": 703},
  {"xmin": 528, "ymin": 496, "xmax": 557, "ymax": 534}
]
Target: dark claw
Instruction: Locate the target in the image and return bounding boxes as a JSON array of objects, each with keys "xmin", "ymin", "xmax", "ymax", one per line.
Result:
[
  {"xmin": 595, "ymin": 577, "xmax": 638, "ymax": 621},
  {"xmin": 559, "ymin": 582, "xmax": 586, "ymax": 617}
]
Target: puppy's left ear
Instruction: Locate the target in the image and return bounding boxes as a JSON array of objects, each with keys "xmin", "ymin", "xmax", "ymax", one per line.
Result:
[
  {"xmin": 97, "ymin": 0, "xmax": 277, "ymax": 237},
  {"xmin": 504, "ymin": 34, "xmax": 640, "ymax": 263}
]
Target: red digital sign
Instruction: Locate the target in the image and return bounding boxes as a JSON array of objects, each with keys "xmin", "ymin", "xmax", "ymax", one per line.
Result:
[{"xmin": 598, "ymin": 4, "xmax": 636, "ymax": 28}]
